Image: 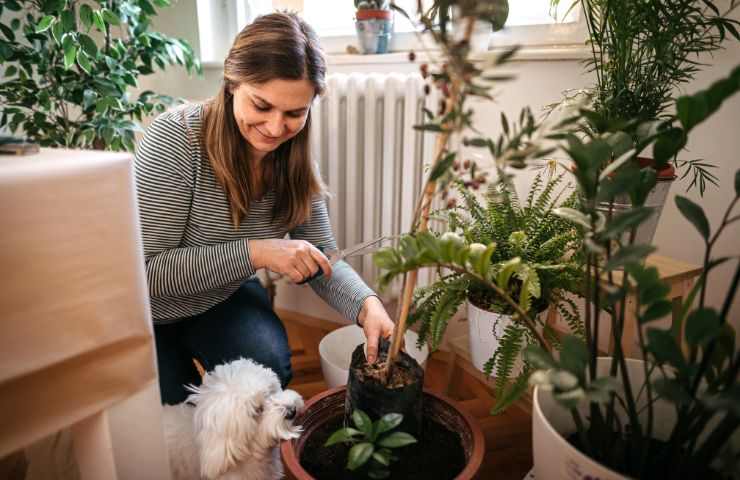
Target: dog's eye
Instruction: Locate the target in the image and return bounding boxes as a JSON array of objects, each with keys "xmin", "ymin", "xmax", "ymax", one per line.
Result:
[{"xmin": 253, "ymin": 404, "xmax": 264, "ymax": 417}]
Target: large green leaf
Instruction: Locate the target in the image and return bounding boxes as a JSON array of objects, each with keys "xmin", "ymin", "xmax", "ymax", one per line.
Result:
[
  {"xmin": 685, "ymin": 308, "xmax": 721, "ymax": 347},
  {"xmin": 352, "ymin": 409, "xmax": 373, "ymax": 437},
  {"xmin": 599, "ymin": 207, "xmax": 654, "ymax": 240},
  {"xmin": 377, "ymin": 431, "xmax": 417, "ymax": 448},
  {"xmin": 523, "ymin": 345, "xmax": 556, "ymax": 369},
  {"xmin": 324, "ymin": 427, "xmax": 362, "ymax": 447},
  {"xmin": 375, "ymin": 413, "xmax": 403, "ymax": 437},
  {"xmin": 79, "ymin": 4, "xmax": 93, "ymax": 31},
  {"xmin": 640, "ymin": 299, "xmax": 673, "ymax": 324},
  {"xmin": 675, "ymin": 196, "xmax": 710, "ymax": 240},
  {"xmin": 604, "ymin": 244, "xmax": 656, "ymax": 272},
  {"xmin": 647, "ymin": 328, "xmax": 686, "ymax": 371},
  {"xmin": 35, "ymin": 15, "xmax": 55, "ymax": 33},
  {"xmin": 347, "ymin": 442, "xmax": 374, "ymax": 470},
  {"xmin": 559, "ymin": 335, "xmax": 589, "ymax": 379}
]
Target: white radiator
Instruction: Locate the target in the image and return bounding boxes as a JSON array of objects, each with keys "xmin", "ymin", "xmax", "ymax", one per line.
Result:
[{"xmin": 310, "ymin": 73, "xmax": 435, "ymax": 287}]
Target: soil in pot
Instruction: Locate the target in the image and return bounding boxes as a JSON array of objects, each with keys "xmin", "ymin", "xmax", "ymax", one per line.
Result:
[
  {"xmin": 300, "ymin": 414, "xmax": 466, "ymax": 480},
  {"xmin": 345, "ymin": 338, "xmax": 425, "ymax": 435}
]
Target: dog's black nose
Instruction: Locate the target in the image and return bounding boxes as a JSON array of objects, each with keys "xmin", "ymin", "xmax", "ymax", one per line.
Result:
[{"xmin": 285, "ymin": 406, "xmax": 297, "ymax": 420}]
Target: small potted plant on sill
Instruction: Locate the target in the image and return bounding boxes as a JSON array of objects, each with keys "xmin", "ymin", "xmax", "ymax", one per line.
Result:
[
  {"xmin": 550, "ymin": 0, "xmax": 740, "ymax": 243},
  {"xmin": 354, "ymin": 0, "xmax": 394, "ymax": 54},
  {"xmin": 404, "ymin": 166, "xmax": 584, "ymax": 413},
  {"xmin": 523, "ymin": 65, "xmax": 740, "ymax": 479}
]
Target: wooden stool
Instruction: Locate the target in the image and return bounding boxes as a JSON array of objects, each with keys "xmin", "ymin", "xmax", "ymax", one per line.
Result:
[{"xmin": 542, "ymin": 254, "xmax": 702, "ymax": 358}]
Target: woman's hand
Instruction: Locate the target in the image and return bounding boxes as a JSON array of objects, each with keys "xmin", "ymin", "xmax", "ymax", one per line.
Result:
[
  {"xmin": 249, "ymin": 239, "xmax": 332, "ymax": 284},
  {"xmin": 357, "ymin": 296, "xmax": 397, "ymax": 364}
]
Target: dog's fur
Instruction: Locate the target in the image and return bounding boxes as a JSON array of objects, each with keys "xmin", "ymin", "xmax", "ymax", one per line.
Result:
[{"xmin": 162, "ymin": 358, "xmax": 304, "ymax": 480}]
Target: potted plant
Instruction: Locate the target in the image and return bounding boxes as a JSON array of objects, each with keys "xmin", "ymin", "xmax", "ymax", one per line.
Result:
[
  {"xmin": 0, "ymin": 0, "xmax": 200, "ymax": 151},
  {"xmin": 426, "ymin": 0, "xmax": 510, "ymax": 52},
  {"xmin": 280, "ymin": 386, "xmax": 485, "ymax": 479},
  {"xmin": 282, "ymin": 1, "xmax": 526, "ymax": 478},
  {"xmin": 550, "ymin": 0, "xmax": 740, "ymax": 242},
  {"xmin": 522, "ymin": 66, "xmax": 740, "ymax": 479},
  {"xmin": 405, "ymin": 167, "xmax": 584, "ymax": 413},
  {"xmin": 354, "ymin": 0, "xmax": 394, "ymax": 54}
]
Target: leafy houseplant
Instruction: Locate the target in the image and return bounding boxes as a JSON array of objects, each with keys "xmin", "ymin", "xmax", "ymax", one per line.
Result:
[
  {"xmin": 522, "ymin": 65, "xmax": 740, "ymax": 478},
  {"xmin": 403, "ymin": 169, "xmax": 584, "ymax": 412},
  {"xmin": 551, "ymin": 0, "xmax": 740, "ymax": 194},
  {"xmin": 0, "ymin": 0, "xmax": 200, "ymax": 151},
  {"xmin": 324, "ymin": 410, "xmax": 417, "ymax": 479}
]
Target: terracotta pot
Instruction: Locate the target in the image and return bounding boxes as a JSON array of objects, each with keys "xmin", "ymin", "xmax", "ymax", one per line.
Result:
[
  {"xmin": 281, "ymin": 386, "xmax": 485, "ymax": 480},
  {"xmin": 355, "ymin": 8, "xmax": 392, "ymax": 20}
]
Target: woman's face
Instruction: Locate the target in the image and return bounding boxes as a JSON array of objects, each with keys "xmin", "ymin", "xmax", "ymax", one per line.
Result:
[{"xmin": 232, "ymin": 78, "xmax": 315, "ymax": 158}]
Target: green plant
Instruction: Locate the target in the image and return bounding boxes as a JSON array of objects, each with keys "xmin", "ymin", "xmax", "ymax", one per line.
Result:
[
  {"xmin": 369, "ymin": 1, "xmax": 552, "ymax": 382},
  {"xmin": 551, "ymin": 0, "xmax": 740, "ymax": 194},
  {"xmin": 324, "ymin": 409, "xmax": 417, "ymax": 479},
  {"xmin": 383, "ymin": 169, "xmax": 584, "ymax": 412},
  {"xmin": 0, "ymin": 0, "xmax": 200, "ymax": 151},
  {"xmin": 522, "ymin": 65, "xmax": 740, "ymax": 478}
]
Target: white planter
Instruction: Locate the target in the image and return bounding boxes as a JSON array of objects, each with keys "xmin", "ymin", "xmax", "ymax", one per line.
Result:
[
  {"xmin": 467, "ymin": 300, "xmax": 523, "ymax": 375},
  {"xmin": 319, "ymin": 324, "xmax": 429, "ymax": 389},
  {"xmin": 533, "ymin": 358, "xmax": 676, "ymax": 480}
]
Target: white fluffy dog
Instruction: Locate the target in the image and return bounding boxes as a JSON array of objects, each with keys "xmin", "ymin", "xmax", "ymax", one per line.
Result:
[{"xmin": 162, "ymin": 358, "xmax": 304, "ymax": 480}]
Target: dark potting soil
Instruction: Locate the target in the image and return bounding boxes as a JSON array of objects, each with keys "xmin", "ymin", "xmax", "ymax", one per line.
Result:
[
  {"xmin": 566, "ymin": 433, "xmax": 728, "ymax": 479},
  {"xmin": 300, "ymin": 415, "xmax": 466, "ymax": 480}
]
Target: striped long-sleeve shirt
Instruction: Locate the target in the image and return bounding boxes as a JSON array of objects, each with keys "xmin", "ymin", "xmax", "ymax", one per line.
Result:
[{"xmin": 134, "ymin": 103, "xmax": 376, "ymax": 324}]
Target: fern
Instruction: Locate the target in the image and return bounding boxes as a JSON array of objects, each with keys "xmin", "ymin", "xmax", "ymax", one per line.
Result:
[
  {"xmin": 491, "ymin": 323, "xmax": 526, "ymax": 392},
  {"xmin": 490, "ymin": 368, "xmax": 532, "ymax": 415},
  {"xmin": 410, "ymin": 274, "xmax": 468, "ymax": 350}
]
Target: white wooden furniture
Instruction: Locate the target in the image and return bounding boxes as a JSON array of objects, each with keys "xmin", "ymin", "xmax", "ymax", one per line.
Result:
[{"xmin": 0, "ymin": 149, "xmax": 170, "ymax": 479}]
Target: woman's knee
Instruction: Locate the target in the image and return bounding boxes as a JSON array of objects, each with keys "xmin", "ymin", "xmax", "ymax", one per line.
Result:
[{"xmin": 183, "ymin": 289, "xmax": 293, "ymax": 385}]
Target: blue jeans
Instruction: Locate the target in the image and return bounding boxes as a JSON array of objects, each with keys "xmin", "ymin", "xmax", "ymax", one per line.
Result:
[{"xmin": 154, "ymin": 279, "xmax": 292, "ymax": 405}]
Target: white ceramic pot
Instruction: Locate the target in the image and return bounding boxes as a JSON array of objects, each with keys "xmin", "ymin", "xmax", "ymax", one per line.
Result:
[
  {"xmin": 533, "ymin": 357, "xmax": 676, "ymax": 480},
  {"xmin": 318, "ymin": 324, "xmax": 429, "ymax": 389},
  {"xmin": 467, "ymin": 300, "xmax": 523, "ymax": 375}
]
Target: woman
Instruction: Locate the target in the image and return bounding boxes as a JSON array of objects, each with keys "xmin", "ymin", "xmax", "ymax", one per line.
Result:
[{"xmin": 135, "ymin": 12, "xmax": 395, "ymax": 405}]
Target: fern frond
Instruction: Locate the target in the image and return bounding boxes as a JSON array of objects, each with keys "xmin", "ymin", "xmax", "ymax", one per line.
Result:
[
  {"xmin": 491, "ymin": 368, "xmax": 532, "ymax": 415},
  {"xmin": 490, "ymin": 323, "xmax": 526, "ymax": 391}
]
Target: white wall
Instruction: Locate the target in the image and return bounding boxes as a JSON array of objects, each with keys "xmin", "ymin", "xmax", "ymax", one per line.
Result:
[{"xmin": 140, "ymin": 1, "xmax": 740, "ymax": 331}]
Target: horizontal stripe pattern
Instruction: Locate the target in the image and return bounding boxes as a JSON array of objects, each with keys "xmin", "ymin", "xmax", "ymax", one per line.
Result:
[{"xmin": 134, "ymin": 103, "xmax": 375, "ymax": 323}]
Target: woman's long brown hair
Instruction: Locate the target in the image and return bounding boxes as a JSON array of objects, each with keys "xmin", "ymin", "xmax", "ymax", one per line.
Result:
[{"xmin": 203, "ymin": 12, "xmax": 326, "ymax": 230}]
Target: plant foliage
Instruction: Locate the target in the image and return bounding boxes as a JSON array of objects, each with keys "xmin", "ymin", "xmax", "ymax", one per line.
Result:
[
  {"xmin": 551, "ymin": 0, "xmax": 740, "ymax": 195},
  {"xmin": 0, "ymin": 0, "xmax": 200, "ymax": 151},
  {"xmin": 525, "ymin": 67, "xmax": 740, "ymax": 478},
  {"xmin": 374, "ymin": 169, "xmax": 586, "ymax": 412},
  {"xmin": 324, "ymin": 410, "xmax": 417, "ymax": 479}
]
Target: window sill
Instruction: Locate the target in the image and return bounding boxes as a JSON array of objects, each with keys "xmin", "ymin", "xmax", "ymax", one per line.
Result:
[{"xmin": 200, "ymin": 44, "xmax": 590, "ymax": 70}]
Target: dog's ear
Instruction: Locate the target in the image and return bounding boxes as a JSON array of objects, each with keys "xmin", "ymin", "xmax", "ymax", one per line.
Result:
[{"xmin": 192, "ymin": 393, "xmax": 255, "ymax": 479}]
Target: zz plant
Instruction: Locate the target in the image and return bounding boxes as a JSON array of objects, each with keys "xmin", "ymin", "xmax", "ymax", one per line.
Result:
[
  {"xmin": 0, "ymin": 0, "xmax": 200, "ymax": 151},
  {"xmin": 325, "ymin": 409, "xmax": 417, "ymax": 479},
  {"xmin": 523, "ymin": 65, "xmax": 740, "ymax": 477}
]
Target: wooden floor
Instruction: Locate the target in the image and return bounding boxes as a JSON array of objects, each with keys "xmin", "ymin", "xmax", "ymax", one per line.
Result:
[{"xmin": 281, "ymin": 310, "xmax": 533, "ymax": 480}]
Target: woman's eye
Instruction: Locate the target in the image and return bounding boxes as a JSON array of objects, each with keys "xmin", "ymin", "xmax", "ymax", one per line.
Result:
[
  {"xmin": 287, "ymin": 111, "xmax": 305, "ymax": 118},
  {"xmin": 254, "ymin": 104, "xmax": 270, "ymax": 112}
]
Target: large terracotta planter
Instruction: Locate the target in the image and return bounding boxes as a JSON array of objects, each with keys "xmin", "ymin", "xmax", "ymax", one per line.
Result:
[{"xmin": 281, "ymin": 386, "xmax": 485, "ymax": 479}]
